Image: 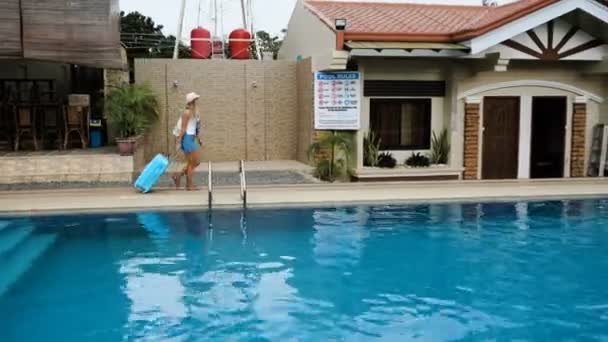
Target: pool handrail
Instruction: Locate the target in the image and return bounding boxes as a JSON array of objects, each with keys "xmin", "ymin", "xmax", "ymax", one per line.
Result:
[
  {"xmin": 239, "ymin": 160, "xmax": 247, "ymax": 208},
  {"xmin": 208, "ymin": 161, "xmax": 213, "ymax": 210}
]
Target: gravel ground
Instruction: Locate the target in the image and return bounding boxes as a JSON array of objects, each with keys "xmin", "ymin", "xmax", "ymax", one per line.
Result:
[
  {"xmin": 156, "ymin": 170, "xmax": 317, "ymax": 187},
  {"xmin": 0, "ymin": 170, "xmax": 317, "ymax": 191}
]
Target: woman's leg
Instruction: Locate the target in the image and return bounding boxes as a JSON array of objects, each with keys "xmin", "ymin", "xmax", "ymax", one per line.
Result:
[
  {"xmin": 172, "ymin": 139, "xmax": 187, "ymax": 189},
  {"xmin": 184, "ymin": 152, "xmax": 195, "ymax": 190},
  {"xmin": 185, "ymin": 151, "xmax": 201, "ymax": 191},
  {"xmin": 172, "ymin": 162, "xmax": 187, "ymax": 189}
]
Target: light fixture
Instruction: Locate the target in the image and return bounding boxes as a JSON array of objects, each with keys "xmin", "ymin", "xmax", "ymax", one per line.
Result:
[{"xmin": 335, "ymin": 18, "xmax": 347, "ymax": 31}]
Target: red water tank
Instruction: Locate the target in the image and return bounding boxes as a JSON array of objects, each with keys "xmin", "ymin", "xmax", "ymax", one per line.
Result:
[
  {"xmin": 229, "ymin": 29, "xmax": 252, "ymax": 60},
  {"xmin": 191, "ymin": 27, "xmax": 211, "ymax": 59}
]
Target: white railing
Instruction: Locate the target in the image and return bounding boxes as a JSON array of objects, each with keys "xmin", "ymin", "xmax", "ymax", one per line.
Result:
[{"xmin": 208, "ymin": 161, "xmax": 213, "ymax": 210}]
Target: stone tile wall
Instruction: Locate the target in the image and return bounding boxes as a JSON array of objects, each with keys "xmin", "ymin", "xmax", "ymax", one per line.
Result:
[
  {"xmin": 0, "ymin": 153, "xmax": 133, "ymax": 184},
  {"xmin": 135, "ymin": 59, "xmax": 305, "ymax": 168},
  {"xmin": 296, "ymin": 58, "xmax": 314, "ymax": 164}
]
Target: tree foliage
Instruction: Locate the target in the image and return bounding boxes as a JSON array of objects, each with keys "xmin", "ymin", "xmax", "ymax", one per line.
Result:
[
  {"xmin": 120, "ymin": 11, "xmax": 164, "ymax": 34},
  {"xmin": 250, "ymin": 30, "xmax": 284, "ymax": 60},
  {"xmin": 120, "ymin": 11, "xmax": 191, "ymax": 59}
]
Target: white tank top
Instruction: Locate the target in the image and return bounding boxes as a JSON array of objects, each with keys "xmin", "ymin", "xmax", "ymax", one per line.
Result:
[{"xmin": 185, "ymin": 116, "xmax": 199, "ymax": 135}]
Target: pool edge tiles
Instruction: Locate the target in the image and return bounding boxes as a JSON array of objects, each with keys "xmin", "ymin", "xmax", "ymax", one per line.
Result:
[
  {"xmin": 0, "ymin": 179, "xmax": 607, "ymax": 216},
  {"xmin": 0, "ymin": 194, "xmax": 607, "ymax": 219}
]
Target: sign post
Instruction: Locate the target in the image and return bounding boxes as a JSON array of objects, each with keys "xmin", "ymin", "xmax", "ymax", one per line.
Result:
[{"xmin": 314, "ymin": 71, "xmax": 361, "ymax": 130}]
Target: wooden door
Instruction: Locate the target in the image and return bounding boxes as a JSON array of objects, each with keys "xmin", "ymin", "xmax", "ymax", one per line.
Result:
[{"xmin": 482, "ymin": 97, "xmax": 520, "ymax": 179}]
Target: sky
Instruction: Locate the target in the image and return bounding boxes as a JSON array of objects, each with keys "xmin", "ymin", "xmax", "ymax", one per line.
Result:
[{"xmin": 119, "ymin": 0, "xmax": 509, "ymax": 39}]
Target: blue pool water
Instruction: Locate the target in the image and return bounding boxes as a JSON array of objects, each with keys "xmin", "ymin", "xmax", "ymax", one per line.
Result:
[{"xmin": 1, "ymin": 199, "xmax": 608, "ymax": 341}]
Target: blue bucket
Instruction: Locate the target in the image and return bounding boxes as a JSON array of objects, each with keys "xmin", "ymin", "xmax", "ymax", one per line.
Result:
[{"xmin": 90, "ymin": 129, "xmax": 102, "ymax": 148}]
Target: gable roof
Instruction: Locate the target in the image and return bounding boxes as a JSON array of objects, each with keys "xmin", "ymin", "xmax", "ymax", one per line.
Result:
[{"xmin": 305, "ymin": 0, "xmax": 561, "ymax": 42}]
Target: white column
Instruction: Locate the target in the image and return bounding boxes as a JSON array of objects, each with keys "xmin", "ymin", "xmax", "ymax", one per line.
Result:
[
  {"xmin": 356, "ymin": 66, "xmax": 367, "ymax": 170},
  {"xmin": 564, "ymin": 96, "xmax": 579, "ymax": 178},
  {"xmin": 517, "ymin": 96, "xmax": 532, "ymax": 179},
  {"xmin": 452, "ymin": 98, "xmax": 465, "ymax": 170}
]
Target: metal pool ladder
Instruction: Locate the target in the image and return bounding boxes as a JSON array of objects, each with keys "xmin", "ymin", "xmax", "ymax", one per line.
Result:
[
  {"xmin": 207, "ymin": 161, "xmax": 214, "ymax": 229},
  {"xmin": 208, "ymin": 161, "xmax": 213, "ymax": 210},
  {"xmin": 239, "ymin": 160, "xmax": 247, "ymax": 209}
]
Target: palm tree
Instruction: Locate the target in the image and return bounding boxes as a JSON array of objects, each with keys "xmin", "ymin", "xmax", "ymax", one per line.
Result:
[{"xmin": 308, "ymin": 131, "xmax": 353, "ymax": 182}]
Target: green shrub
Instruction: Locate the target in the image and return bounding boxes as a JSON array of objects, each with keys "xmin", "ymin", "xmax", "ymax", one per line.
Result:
[
  {"xmin": 406, "ymin": 152, "xmax": 430, "ymax": 167},
  {"xmin": 314, "ymin": 159, "xmax": 347, "ymax": 181},
  {"xmin": 377, "ymin": 152, "xmax": 397, "ymax": 168},
  {"xmin": 308, "ymin": 131, "xmax": 354, "ymax": 182},
  {"xmin": 430, "ymin": 129, "xmax": 451, "ymax": 165},
  {"xmin": 363, "ymin": 130, "xmax": 381, "ymax": 167}
]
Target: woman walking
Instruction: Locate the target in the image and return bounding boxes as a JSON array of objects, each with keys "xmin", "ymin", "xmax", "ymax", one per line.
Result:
[{"xmin": 173, "ymin": 92, "xmax": 202, "ymax": 190}]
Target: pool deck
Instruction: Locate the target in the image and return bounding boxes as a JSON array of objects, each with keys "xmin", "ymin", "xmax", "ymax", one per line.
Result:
[{"xmin": 1, "ymin": 178, "xmax": 608, "ymax": 215}]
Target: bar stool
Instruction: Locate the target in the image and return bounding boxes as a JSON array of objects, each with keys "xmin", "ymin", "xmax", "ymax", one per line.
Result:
[
  {"xmin": 0, "ymin": 89, "xmax": 15, "ymax": 151},
  {"xmin": 14, "ymin": 103, "xmax": 39, "ymax": 151},
  {"xmin": 38, "ymin": 102, "xmax": 64, "ymax": 150},
  {"xmin": 63, "ymin": 105, "xmax": 88, "ymax": 149},
  {"xmin": 0, "ymin": 109, "xmax": 14, "ymax": 151}
]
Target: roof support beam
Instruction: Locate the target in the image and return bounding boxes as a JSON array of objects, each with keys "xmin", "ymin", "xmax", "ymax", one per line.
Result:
[
  {"xmin": 473, "ymin": 53, "xmax": 510, "ymax": 73},
  {"xmin": 469, "ymin": 0, "xmax": 608, "ymax": 54}
]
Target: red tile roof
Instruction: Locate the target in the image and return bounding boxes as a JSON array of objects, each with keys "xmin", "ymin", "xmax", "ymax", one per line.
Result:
[{"xmin": 305, "ymin": 0, "xmax": 558, "ymax": 42}]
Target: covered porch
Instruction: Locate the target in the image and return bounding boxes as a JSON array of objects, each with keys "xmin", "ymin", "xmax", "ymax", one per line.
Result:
[{"xmin": 0, "ymin": 0, "xmax": 127, "ymax": 185}]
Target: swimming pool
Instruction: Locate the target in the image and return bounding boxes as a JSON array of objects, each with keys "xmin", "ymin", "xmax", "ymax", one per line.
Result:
[{"xmin": 1, "ymin": 199, "xmax": 607, "ymax": 341}]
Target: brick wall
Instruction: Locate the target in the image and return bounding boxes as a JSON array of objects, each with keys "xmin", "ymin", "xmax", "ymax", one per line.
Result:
[
  {"xmin": 135, "ymin": 59, "xmax": 304, "ymax": 166},
  {"xmin": 463, "ymin": 102, "xmax": 480, "ymax": 180},
  {"xmin": 571, "ymin": 102, "xmax": 587, "ymax": 177}
]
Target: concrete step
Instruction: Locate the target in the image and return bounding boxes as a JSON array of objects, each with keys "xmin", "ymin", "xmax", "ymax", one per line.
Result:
[
  {"xmin": 0, "ymin": 234, "xmax": 57, "ymax": 297},
  {"xmin": 0, "ymin": 224, "xmax": 34, "ymax": 256}
]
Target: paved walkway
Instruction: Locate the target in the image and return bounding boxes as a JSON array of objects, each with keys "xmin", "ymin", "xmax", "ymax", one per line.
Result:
[
  {"xmin": 0, "ymin": 160, "xmax": 317, "ymax": 191},
  {"xmin": 1, "ymin": 179, "xmax": 607, "ymax": 215}
]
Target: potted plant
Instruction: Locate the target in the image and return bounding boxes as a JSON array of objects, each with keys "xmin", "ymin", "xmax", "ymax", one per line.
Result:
[{"xmin": 106, "ymin": 83, "xmax": 159, "ymax": 156}]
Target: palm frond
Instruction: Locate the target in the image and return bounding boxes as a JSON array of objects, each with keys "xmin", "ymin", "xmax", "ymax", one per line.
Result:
[{"xmin": 106, "ymin": 83, "xmax": 160, "ymax": 138}]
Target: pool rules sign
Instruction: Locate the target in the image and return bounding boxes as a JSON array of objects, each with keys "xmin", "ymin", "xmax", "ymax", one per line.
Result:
[{"xmin": 314, "ymin": 71, "xmax": 361, "ymax": 130}]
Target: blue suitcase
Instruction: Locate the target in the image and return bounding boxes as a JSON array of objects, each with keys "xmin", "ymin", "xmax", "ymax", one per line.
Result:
[{"xmin": 134, "ymin": 154, "xmax": 169, "ymax": 193}]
